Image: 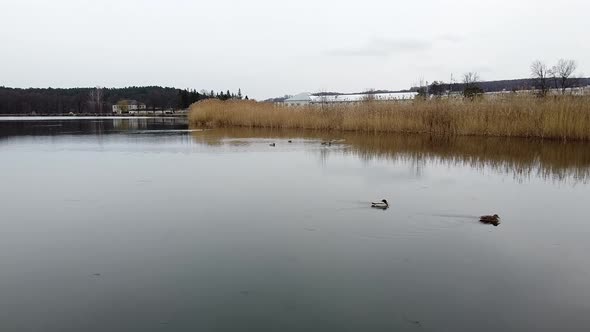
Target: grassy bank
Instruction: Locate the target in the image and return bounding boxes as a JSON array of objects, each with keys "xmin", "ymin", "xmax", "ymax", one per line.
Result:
[{"xmin": 189, "ymin": 96, "xmax": 590, "ymax": 140}]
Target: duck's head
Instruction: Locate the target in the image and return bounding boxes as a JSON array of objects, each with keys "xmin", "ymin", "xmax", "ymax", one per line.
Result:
[
  {"xmin": 382, "ymin": 199, "xmax": 389, "ymax": 205},
  {"xmin": 493, "ymin": 214, "xmax": 500, "ymax": 219}
]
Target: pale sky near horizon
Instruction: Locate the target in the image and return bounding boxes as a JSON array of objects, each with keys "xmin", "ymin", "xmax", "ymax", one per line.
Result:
[{"xmin": 0, "ymin": 0, "xmax": 588, "ymax": 99}]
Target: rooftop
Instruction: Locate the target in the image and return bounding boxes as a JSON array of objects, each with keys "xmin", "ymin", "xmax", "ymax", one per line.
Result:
[{"xmin": 285, "ymin": 93, "xmax": 312, "ymax": 102}]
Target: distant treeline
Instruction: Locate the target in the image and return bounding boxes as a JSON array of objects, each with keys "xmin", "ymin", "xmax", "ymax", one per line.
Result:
[
  {"xmin": 266, "ymin": 77, "xmax": 590, "ymax": 103},
  {"xmin": 411, "ymin": 78, "xmax": 590, "ymax": 94},
  {"xmin": 0, "ymin": 86, "xmax": 247, "ymax": 115}
]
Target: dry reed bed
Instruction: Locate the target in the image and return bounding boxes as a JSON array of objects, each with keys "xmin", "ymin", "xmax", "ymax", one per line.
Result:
[{"xmin": 189, "ymin": 96, "xmax": 590, "ymax": 141}]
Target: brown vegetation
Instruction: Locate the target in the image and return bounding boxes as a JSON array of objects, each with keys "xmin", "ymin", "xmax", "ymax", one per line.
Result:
[{"xmin": 189, "ymin": 96, "xmax": 590, "ymax": 141}]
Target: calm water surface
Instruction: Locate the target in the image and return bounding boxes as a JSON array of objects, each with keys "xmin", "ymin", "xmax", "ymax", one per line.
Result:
[{"xmin": 1, "ymin": 117, "xmax": 590, "ymax": 331}]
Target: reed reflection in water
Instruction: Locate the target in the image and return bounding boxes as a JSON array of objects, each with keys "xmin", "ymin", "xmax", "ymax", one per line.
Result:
[{"xmin": 190, "ymin": 127, "xmax": 590, "ymax": 184}]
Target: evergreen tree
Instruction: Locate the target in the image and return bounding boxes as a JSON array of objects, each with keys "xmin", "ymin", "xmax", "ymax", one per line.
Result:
[{"xmin": 0, "ymin": 86, "xmax": 249, "ymax": 114}]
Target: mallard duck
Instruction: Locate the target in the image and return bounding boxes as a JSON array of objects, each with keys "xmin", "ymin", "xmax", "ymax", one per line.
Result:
[
  {"xmin": 269, "ymin": 143, "xmax": 276, "ymax": 147},
  {"xmin": 371, "ymin": 199, "xmax": 389, "ymax": 209},
  {"xmin": 480, "ymin": 214, "xmax": 500, "ymax": 226}
]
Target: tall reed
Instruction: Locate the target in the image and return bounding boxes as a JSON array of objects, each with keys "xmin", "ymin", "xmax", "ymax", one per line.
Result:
[{"xmin": 189, "ymin": 96, "xmax": 590, "ymax": 141}]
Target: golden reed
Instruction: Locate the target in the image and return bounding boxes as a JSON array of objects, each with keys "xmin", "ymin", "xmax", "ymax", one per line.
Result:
[{"xmin": 189, "ymin": 96, "xmax": 590, "ymax": 141}]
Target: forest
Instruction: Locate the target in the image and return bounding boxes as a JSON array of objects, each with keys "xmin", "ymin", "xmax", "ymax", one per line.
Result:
[{"xmin": 0, "ymin": 86, "xmax": 246, "ymax": 115}]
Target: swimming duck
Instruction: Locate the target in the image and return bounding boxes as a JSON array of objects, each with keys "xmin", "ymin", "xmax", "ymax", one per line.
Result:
[
  {"xmin": 371, "ymin": 199, "xmax": 389, "ymax": 209},
  {"xmin": 480, "ymin": 214, "xmax": 500, "ymax": 226},
  {"xmin": 321, "ymin": 141, "xmax": 332, "ymax": 146},
  {"xmin": 269, "ymin": 143, "xmax": 276, "ymax": 147},
  {"xmin": 288, "ymin": 140, "xmax": 293, "ymax": 143}
]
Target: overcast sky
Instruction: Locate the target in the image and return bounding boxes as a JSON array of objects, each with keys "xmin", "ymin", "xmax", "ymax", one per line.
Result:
[{"xmin": 1, "ymin": 0, "xmax": 588, "ymax": 99}]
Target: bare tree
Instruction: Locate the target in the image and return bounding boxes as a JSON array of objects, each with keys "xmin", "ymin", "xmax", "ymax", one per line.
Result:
[
  {"xmin": 430, "ymin": 81, "xmax": 447, "ymax": 97},
  {"xmin": 462, "ymin": 72, "xmax": 483, "ymax": 99},
  {"xmin": 462, "ymin": 72, "xmax": 480, "ymax": 86},
  {"xmin": 362, "ymin": 88, "xmax": 377, "ymax": 102},
  {"xmin": 314, "ymin": 89, "xmax": 330, "ymax": 110},
  {"xmin": 414, "ymin": 77, "xmax": 428, "ymax": 99},
  {"xmin": 447, "ymin": 73, "xmax": 456, "ymax": 97},
  {"xmin": 551, "ymin": 59, "xmax": 577, "ymax": 94},
  {"xmin": 531, "ymin": 60, "xmax": 550, "ymax": 97},
  {"xmin": 88, "ymin": 87, "xmax": 103, "ymax": 113}
]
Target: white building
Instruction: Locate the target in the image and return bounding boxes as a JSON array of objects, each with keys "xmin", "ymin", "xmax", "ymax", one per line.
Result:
[
  {"xmin": 282, "ymin": 91, "xmax": 417, "ymax": 106},
  {"xmin": 310, "ymin": 91, "xmax": 417, "ymax": 103},
  {"xmin": 284, "ymin": 93, "xmax": 312, "ymax": 106},
  {"xmin": 112, "ymin": 100, "xmax": 147, "ymax": 114}
]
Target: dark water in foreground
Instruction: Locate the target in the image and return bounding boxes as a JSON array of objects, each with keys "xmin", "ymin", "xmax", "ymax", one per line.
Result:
[{"xmin": 1, "ymin": 117, "xmax": 590, "ymax": 332}]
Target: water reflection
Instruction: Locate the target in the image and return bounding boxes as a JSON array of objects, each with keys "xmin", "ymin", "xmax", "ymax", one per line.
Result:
[
  {"xmin": 189, "ymin": 127, "xmax": 590, "ymax": 184},
  {"xmin": 1, "ymin": 118, "xmax": 590, "ymax": 331},
  {"xmin": 0, "ymin": 117, "xmax": 188, "ymax": 138},
  {"xmin": 2, "ymin": 118, "xmax": 589, "ymax": 183}
]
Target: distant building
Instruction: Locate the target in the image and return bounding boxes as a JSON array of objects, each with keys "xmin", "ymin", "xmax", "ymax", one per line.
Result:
[
  {"xmin": 112, "ymin": 100, "xmax": 147, "ymax": 114},
  {"xmin": 282, "ymin": 92, "xmax": 417, "ymax": 105},
  {"xmin": 310, "ymin": 92, "xmax": 417, "ymax": 103},
  {"xmin": 284, "ymin": 93, "xmax": 312, "ymax": 106}
]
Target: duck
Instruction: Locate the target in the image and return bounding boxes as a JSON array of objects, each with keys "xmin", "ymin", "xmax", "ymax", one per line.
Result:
[
  {"xmin": 371, "ymin": 199, "xmax": 389, "ymax": 209},
  {"xmin": 269, "ymin": 143, "xmax": 276, "ymax": 147},
  {"xmin": 480, "ymin": 214, "xmax": 500, "ymax": 226},
  {"xmin": 288, "ymin": 140, "xmax": 293, "ymax": 143},
  {"xmin": 321, "ymin": 141, "xmax": 332, "ymax": 146}
]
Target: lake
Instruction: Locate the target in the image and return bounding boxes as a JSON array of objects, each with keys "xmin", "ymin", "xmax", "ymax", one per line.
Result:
[{"xmin": 1, "ymin": 117, "xmax": 589, "ymax": 332}]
